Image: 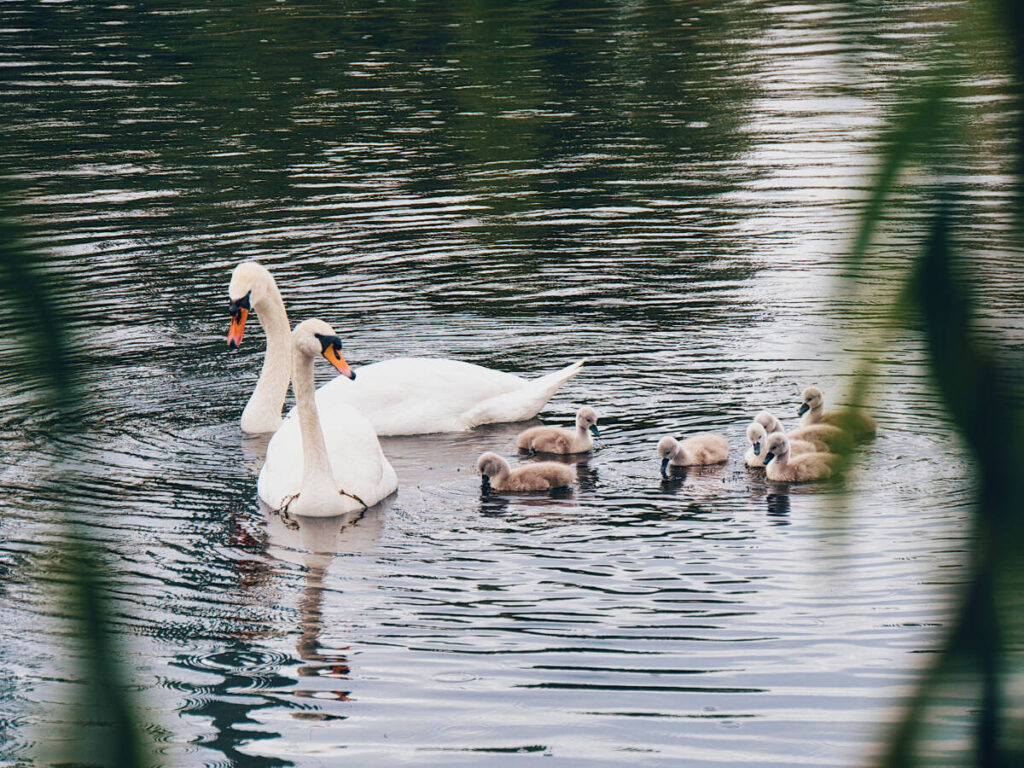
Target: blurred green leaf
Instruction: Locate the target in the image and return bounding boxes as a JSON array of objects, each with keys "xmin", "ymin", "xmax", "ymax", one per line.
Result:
[{"xmin": 1, "ymin": 199, "xmax": 149, "ymax": 767}]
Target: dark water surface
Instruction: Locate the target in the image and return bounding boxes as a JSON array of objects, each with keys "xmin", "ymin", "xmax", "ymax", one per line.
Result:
[{"xmin": 1, "ymin": 1, "xmax": 1018, "ymax": 765}]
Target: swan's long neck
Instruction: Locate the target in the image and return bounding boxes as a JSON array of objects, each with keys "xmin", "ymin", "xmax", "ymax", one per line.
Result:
[
  {"xmin": 674, "ymin": 444, "xmax": 688, "ymax": 464},
  {"xmin": 240, "ymin": 277, "xmax": 291, "ymax": 433},
  {"xmin": 292, "ymin": 348, "xmax": 339, "ymax": 510}
]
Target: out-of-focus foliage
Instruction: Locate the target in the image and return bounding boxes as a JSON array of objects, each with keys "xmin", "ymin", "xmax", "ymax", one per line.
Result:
[
  {"xmin": 844, "ymin": 1, "xmax": 1024, "ymax": 764},
  {"xmin": 0, "ymin": 201, "xmax": 149, "ymax": 767}
]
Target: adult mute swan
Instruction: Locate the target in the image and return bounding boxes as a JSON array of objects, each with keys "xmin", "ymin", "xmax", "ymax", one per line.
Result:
[
  {"xmin": 227, "ymin": 261, "xmax": 585, "ymax": 435},
  {"xmin": 257, "ymin": 319, "xmax": 398, "ymax": 517}
]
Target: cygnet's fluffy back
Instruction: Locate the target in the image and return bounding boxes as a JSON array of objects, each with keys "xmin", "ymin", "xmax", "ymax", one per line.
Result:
[
  {"xmin": 516, "ymin": 405, "xmax": 599, "ymax": 454},
  {"xmin": 477, "ymin": 451, "xmax": 575, "ymax": 492}
]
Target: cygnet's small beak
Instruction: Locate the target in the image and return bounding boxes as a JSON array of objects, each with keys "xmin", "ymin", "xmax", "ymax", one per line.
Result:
[
  {"xmin": 480, "ymin": 474, "xmax": 491, "ymax": 491},
  {"xmin": 753, "ymin": 441, "xmax": 761, "ymax": 455},
  {"xmin": 763, "ymin": 451, "xmax": 775, "ymax": 465},
  {"xmin": 590, "ymin": 424, "xmax": 601, "ymax": 438},
  {"xmin": 797, "ymin": 403, "xmax": 809, "ymax": 416},
  {"xmin": 660, "ymin": 457, "xmax": 670, "ymax": 477},
  {"xmin": 323, "ymin": 345, "xmax": 356, "ymax": 380}
]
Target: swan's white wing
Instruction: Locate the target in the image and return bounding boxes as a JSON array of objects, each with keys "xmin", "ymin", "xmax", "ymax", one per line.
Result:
[
  {"xmin": 311, "ymin": 358, "xmax": 583, "ymax": 435},
  {"xmin": 257, "ymin": 401, "xmax": 397, "ymax": 512}
]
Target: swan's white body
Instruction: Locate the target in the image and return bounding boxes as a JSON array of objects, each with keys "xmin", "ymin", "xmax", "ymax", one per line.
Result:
[
  {"xmin": 258, "ymin": 404, "xmax": 399, "ymax": 515},
  {"xmin": 227, "ymin": 261, "xmax": 584, "ymax": 435},
  {"xmin": 307, "ymin": 358, "xmax": 585, "ymax": 436},
  {"xmin": 257, "ymin": 320, "xmax": 398, "ymax": 517}
]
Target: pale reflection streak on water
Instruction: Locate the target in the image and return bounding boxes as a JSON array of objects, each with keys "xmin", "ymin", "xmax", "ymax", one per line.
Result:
[{"xmin": 0, "ymin": 0, "xmax": 1009, "ymax": 765}]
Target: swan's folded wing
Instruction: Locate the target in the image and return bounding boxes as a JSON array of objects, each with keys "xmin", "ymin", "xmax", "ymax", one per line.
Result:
[
  {"xmin": 314, "ymin": 358, "xmax": 528, "ymax": 435},
  {"xmin": 318, "ymin": 402, "xmax": 398, "ymax": 506},
  {"xmin": 257, "ymin": 403, "xmax": 397, "ymax": 511},
  {"xmin": 462, "ymin": 360, "xmax": 584, "ymax": 428},
  {"xmin": 257, "ymin": 422, "xmax": 303, "ymax": 510}
]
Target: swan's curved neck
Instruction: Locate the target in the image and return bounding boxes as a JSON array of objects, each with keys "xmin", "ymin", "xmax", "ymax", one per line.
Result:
[
  {"xmin": 291, "ymin": 348, "xmax": 342, "ymax": 514},
  {"xmin": 240, "ymin": 276, "xmax": 291, "ymax": 433}
]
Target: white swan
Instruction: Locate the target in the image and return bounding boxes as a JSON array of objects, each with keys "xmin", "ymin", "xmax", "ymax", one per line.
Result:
[
  {"xmin": 227, "ymin": 261, "xmax": 584, "ymax": 435},
  {"xmin": 257, "ymin": 319, "xmax": 398, "ymax": 517}
]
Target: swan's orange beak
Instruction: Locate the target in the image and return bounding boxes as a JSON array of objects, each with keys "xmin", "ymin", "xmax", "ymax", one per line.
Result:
[
  {"xmin": 227, "ymin": 307, "xmax": 248, "ymax": 349},
  {"xmin": 323, "ymin": 345, "xmax": 356, "ymax": 380}
]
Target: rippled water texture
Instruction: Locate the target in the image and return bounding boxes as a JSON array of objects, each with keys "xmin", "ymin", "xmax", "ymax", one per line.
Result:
[{"xmin": 1, "ymin": 1, "xmax": 1019, "ymax": 765}]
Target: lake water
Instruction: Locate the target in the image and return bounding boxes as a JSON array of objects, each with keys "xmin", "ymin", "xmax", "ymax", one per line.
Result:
[{"xmin": 0, "ymin": 1, "xmax": 1016, "ymax": 765}]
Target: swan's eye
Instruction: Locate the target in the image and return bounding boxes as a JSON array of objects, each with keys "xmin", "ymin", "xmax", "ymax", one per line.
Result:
[
  {"xmin": 229, "ymin": 291, "xmax": 251, "ymax": 317},
  {"xmin": 314, "ymin": 333, "xmax": 342, "ymax": 354}
]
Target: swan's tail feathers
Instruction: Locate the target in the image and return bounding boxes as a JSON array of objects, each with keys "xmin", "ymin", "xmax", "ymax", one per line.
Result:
[
  {"xmin": 530, "ymin": 359, "xmax": 584, "ymax": 391},
  {"xmin": 463, "ymin": 359, "xmax": 585, "ymax": 428}
]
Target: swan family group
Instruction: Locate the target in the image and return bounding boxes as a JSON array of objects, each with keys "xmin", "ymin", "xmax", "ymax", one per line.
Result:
[{"xmin": 227, "ymin": 261, "xmax": 876, "ymax": 517}]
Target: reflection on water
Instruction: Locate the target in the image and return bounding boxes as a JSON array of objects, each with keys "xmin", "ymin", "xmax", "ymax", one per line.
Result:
[
  {"xmin": 0, "ymin": 0, "xmax": 1005, "ymax": 765},
  {"xmin": 765, "ymin": 492, "xmax": 792, "ymax": 523}
]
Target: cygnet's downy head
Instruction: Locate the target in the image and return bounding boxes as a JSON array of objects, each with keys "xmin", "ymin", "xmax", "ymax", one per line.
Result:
[
  {"xmin": 657, "ymin": 436, "xmax": 679, "ymax": 477},
  {"xmin": 798, "ymin": 386, "xmax": 823, "ymax": 417},
  {"xmin": 755, "ymin": 410, "xmax": 781, "ymax": 434},
  {"xmin": 746, "ymin": 421, "xmax": 767, "ymax": 455},
  {"xmin": 577, "ymin": 406, "xmax": 600, "ymax": 437},
  {"xmin": 762, "ymin": 432, "xmax": 790, "ymax": 465},
  {"xmin": 227, "ymin": 261, "xmax": 274, "ymax": 349},
  {"xmin": 476, "ymin": 451, "xmax": 507, "ymax": 490},
  {"xmin": 292, "ymin": 319, "xmax": 356, "ymax": 380}
]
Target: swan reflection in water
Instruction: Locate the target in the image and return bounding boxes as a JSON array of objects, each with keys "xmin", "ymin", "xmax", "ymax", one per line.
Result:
[
  {"xmin": 262, "ymin": 504, "xmax": 388, "ymax": 716},
  {"xmin": 293, "ymin": 555, "xmax": 353, "ymax": 710},
  {"xmin": 658, "ymin": 462, "xmax": 727, "ymax": 494}
]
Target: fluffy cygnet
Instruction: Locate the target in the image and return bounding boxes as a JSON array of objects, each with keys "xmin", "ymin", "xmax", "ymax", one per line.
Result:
[
  {"xmin": 762, "ymin": 433, "xmax": 841, "ymax": 483},
  {"xmin": 745, "ymin": 422, "xmax": 816, "ymax": 468},
  {"xmin": 755, "ymin": 410, "xmax": 841, "ymax": 451},
  {"xmin": 477, "ymin": 452, "xmax": 575, "ymax": 492},
  {"xmin": 787, "ymin": 423, "xmax": 853, "ymax": 453},
  {"xmin": 798, "ymin": 387, "xmax": 877, "ymax": 438},
  {"xmin": 745, "ymin": 422, "xmax": 768, "ymax": 468},
  {"xmin": 516, "ymin": 406, "xmax": 599, "ymax": 454},
  {"xmin": 754, "ymin": 410, "xmax": 785, "ymax": 435},
  {"xmin": 658, "ymin": 433, "xmax": 729, "ymax": 476}
]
